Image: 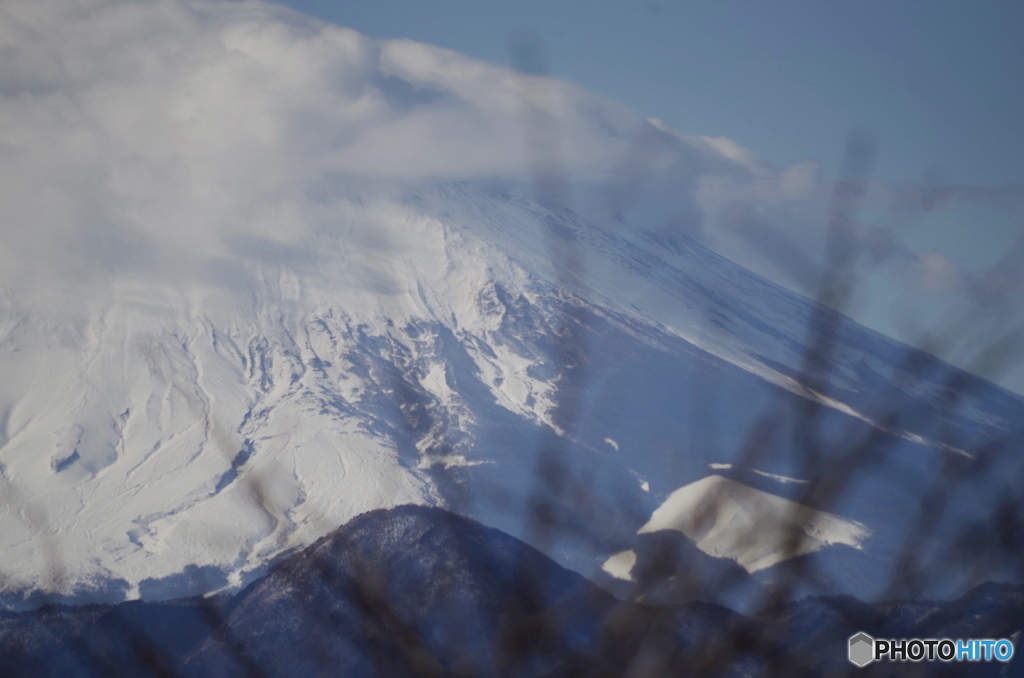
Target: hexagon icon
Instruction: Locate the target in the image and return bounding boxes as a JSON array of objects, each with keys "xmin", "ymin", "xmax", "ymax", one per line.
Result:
[{"xmin": 848, "ymin": 632, "xmax": 875, "ymax": 667}]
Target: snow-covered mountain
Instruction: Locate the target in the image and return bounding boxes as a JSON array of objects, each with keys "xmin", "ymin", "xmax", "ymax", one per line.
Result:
[
  {"xmin": 2, "ymin": 177, "xmax": 1021, "ymax": 607},
  {"xmin": 1, "ymin": 0, "xmax": 1022, "ymax": 608}
]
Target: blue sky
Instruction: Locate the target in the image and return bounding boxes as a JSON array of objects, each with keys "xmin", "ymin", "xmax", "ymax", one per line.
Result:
[
  {"xmin": 276, "ymin": 0, "xmax": 1024, "ymax": 186},
  {"xmin": 274, "ymin": 0, "xmax": 1024, "ymax": 392}
]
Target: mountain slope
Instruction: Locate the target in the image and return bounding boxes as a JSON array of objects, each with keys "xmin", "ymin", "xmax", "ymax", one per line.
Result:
[
  {"xmin": 1, "ymin": 180, "xmax": 1023, "ymax": 607},
  {"xmin": 0, "ymin": 0, "xmax": 1022, "ymax": 608}
]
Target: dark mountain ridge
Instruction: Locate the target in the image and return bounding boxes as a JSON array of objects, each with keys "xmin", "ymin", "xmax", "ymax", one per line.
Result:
[{"xmin": 2, "ymin": 505, "xmax": 1022, "ymax": 677}]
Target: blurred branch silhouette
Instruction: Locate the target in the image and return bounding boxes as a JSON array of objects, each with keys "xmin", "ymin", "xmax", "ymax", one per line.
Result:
[{"xmin": 3, "ymin": 24, "xmax": 1024, "ymax": 678}]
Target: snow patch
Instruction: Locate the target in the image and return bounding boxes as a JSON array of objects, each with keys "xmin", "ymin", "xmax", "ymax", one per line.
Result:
[
  {"xmin": 601, "ymin": 550, "xmax": 637, "ymax": 582},
  {"xmin": 629, "ymin": 468, "xmax": 649, "ymax": 492},
  {"xmin": 708, "ymin": 463, "xmax": 808, "ymax": 485},
  {"xmin": 750, "ymin": 469, "xmax": 809, "ymax": 485},
  {"xmin": 416, "ymin": 455, "xmax": 489, "ymax": 470},
  {"xmin": 639, "ymin": 475, "xmax": 869, "ymax": 573}
]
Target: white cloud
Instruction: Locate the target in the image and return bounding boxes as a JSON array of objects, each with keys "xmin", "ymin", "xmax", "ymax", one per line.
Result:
[
  {"xmin": 0, "ymin": 0, "xmax": 664, "ymax": 298},
  {"xmin": 1, "ymin": 0, "xmax": 1019, "ymax": 391}
]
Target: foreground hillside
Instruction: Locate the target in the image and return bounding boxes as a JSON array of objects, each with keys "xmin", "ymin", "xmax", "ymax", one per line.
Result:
[{"xmin": 2, "ymin": 506, "xmax": 1022, "ymax": 677}]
